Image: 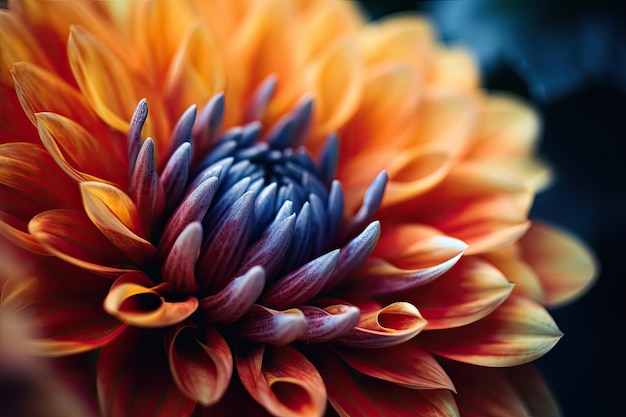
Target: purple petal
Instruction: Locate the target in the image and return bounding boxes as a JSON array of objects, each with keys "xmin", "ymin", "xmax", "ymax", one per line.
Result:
[
  {"xmin": 197, "ymin": 191, "xmax": 254, "ymax": 292},
  {"xmin": 244, "ymin": 75, "xmax": 277, "ymax": 122},
  {"xmin": 341, "ymin": 170, "xmax": 387, "ymax": 242},
  {"xmin": 129, "ymin": 137, "xmax": 163, "ymax": 227},
  {"xmin": 318, "ymin": 133, "xmax": 339, "ymax": 185},
  {"xmin": 262, "ymin": 249, "xmax": 340, "ymax": 310},
  {"xmin": 326, "ymin": 180, "xmax": 344, "ymax": 244},
  {"xmin": 200, "ymin": 266, "xmax": 266, "ymax": 324},
  {"xmin": 299, "ymin": 305, "xmax": 361, "ymax": 343},
  {"xmin": 160, "ymin": 142, "xmax": 191, "ymax": 213},
  {"xmin": 128, "ymin": 98, "xmax": 148, "ymax": 174},
  {"xmin": 322, "ymin": 221, "xmax": 381, "ymax": 293},
  {"xmin": 237, "ymin": 213, "xmax": 296, "ymax": 280},
  {"xmin": 239, "ymin": 305, "xmax": 307, "ymax": 345},
  {"xmin": 159, "ymin": 176, "xmax": 218, "ymax": 257},
  {"xmin": 192, "ymin": 93, "xmax": 225, "ymax": 158},
  {"xmin": 161, "ymin": 222, "xmax": 202, "ymax": 294},
  {"xmin": 168, "ymin": 105, "xmax": 196, "ymax": 157},
  {"xmin": 289, "ymin": 95, "xmax": 314, "ymax": 148}
]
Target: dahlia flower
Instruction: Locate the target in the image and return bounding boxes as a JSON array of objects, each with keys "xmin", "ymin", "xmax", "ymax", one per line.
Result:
[{"xmin": 0, "ymin": 1, "xmax": 596, "ymax": 416}]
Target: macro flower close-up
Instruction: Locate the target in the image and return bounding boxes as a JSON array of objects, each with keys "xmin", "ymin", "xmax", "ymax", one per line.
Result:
[{"xmin": 0, "ymin": 0, "xmax": 597, "ymax": 416}]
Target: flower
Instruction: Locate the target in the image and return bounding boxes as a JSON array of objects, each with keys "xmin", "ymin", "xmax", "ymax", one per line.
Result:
[{"xmin": 0, "ymin": 1, "xmax": 597, "ymax": 416}]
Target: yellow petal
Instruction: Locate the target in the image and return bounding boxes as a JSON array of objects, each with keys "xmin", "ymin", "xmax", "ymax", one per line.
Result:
[
  {"xmin": 426, "ymin": 46, "xmax": 480, "ymax": 92},
  {"xmin": 419, "ymin": 295, "xmax": 563, "ymax": 367},
  {"xmin": 519, "ymin": 222, "xmax": 598, "ymax": 307}
]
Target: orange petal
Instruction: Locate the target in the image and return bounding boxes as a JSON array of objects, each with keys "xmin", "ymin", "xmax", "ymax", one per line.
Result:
[
  {"xmin": 336, "ymin": 341, "xmax": 455, "ymax": 391},
  {"xmin": 468, "ymin": 94, "xmax": 541, "ymax": 159},
  {"xmin": 349, "ymin": 224, "xmax": 467, "ymax": 295},
  {"xmin": 236, "ymin": 344, "xmax": 327, "ymax": 417},
  {"xmin": 0, "ymin": 10, "xmax": 53, "ymax": 85},
  {"xmin": 399, "ymin": 258, "xmax": 514, "ymax": 330},
  {"xmin": 164, "ymin": 21, "xmax": 225, "ymax": 116},
  {"xmin": 35, "ymin": 112, "xmax": 127, "ymax": 185},
  {"xmin": 444, "ymin": 361, "xmax": 560, "ymax": 417},
  {"xmin": 336, "ymin": 301, "xmax": 427, "ymax": 348},
  {"xmin": 314, "ymin": 348, "xmax": 459, "ymax": 417},
  {"xmin": 28, "ymin": 209, "xmax": 135, "ymax": 277},
  {"xmin": 103, "ymin": 272, "xmax": 198, "ymax": 328},
  {"xmin": 98, "ymin": 328, "xmax": 196, "ymax": 417},
  {"xmin": 418, "ymin": 295, "xmax": 563, "ymax": 367},
  {"xmin": 80, "ymin": 181, "xmax": 156, "ymax": 265},
  {"xmin": 426, "ymin": 46, "xmax": 479, "ymax": 92},
  {"xmin": 3, "ymin": 258, "xmax": 126, "ymax": 356},
  {"xmin": 519, "ymin": 222, "xmax": 597, "ymax": 307},
  {"xmin": 166, "ymin": 324, "xmax": 233, "ymax": 406},
  {"xmin": 309, "ymin": 37, "xmax": 362, "ymax": 134},
  {"xmin": 67, "ymin": 25, "xmax": 146, "ymax": 133}
]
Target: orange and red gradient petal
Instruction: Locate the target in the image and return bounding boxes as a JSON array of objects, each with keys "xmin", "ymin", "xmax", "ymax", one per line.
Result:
[
  {"xmin": 519, "ymin": 222, "xmax": 597, "ymax": 307},
  {"xmin": 2, "ymin": 258, "xmax": 126, "ymax": 356},
  {"xmin": 396, "ymin": 258, "xmax": 514, "ymax": 330},
  {"xmin": 418, "ymin": 295, "xmax": 562, "ymax": 367},
  {"xmin": 97, "ymin": 328, "xmax": 196, "ymax": 417},
  {"xmin": 335, "ymin": 341, "xmax": 455, "ymax": 391},
  {"xmin": 80, "ymin": 181, "xmax": 156, "ymax": 265},
  {"xmin": 166, "ymin": 323, "xmax": 233, "ymax": 407},
  {"xmin": 103, "ymin": 272, "xmax": 198, "ymax": 328},
  {"xmin": 444, "ymin": 361, "xmax": 560, "ymax": 417},
  {"xmin": 336, "ymin": 301, "xmax": 427, "ymax": 349},
  {"xmin": 314, "ymin": 349, "xmax": 459, "ymax": 417},
  {"xmin": 236, "ymin": 344, "xmax": 327, "ymax": 417},
  {"xmin": 348, "ymin": 223, "xmax": 467, "ymax": 295},
  {"xmin": 28, "ymin": 209, "xmax": 135, "ymax": 277}
]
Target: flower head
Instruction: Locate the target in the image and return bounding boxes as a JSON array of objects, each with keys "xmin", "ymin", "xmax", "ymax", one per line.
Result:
[{"xmin": 0, "ymin": 1, "xmax": 596, "ymax": 416}]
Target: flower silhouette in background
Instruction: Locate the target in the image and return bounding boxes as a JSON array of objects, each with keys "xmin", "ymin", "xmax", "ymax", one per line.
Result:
[{"xmin": 0, "ymin": 1, "xmax": 597, "ymax": 416}]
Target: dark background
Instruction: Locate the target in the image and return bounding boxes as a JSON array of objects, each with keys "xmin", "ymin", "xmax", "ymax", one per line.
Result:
[{"xmin": 360, "ymin": 1, "xmax": 626, "ymax": 416}]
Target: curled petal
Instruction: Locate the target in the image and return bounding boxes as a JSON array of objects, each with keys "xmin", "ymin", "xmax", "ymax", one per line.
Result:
[
  {"xmin": 192, "ymin": 93, "xmax": 225, "ymax": 159},
  {"xmin": 341, "ymin": 171, "xmax": 387, "ymax": 242},
  {"xmin": 336, "ymin": 302, "xmax": 427, "ymax": 349},
  {"xmin": 418, "ymin": 295, "xmax": 563, "ymax": 367},
  {"xmin": 128, "ymin": 98, "xmax": 148, "ymax": 173},
  {"xmin": 3, "ymin": 259, "xmax": 126, "ymax": 356},
  {"xmin": 262, "ymin": 249, "xmax": 340, "ymax": 310},
  {"xmin": 160, "ymin": 142, "xmax": 191, "ymax": 212},
  {"xmin": 398, "ymin": 258, "xmax": 514, "ymax": 330},
  {"xmin": 349, "ymin": 224, "xmax": 467, "ymax": 295},
  {"xmin": 161, "ymin": 222, "xmax": 202, "ymax": 294},
  {"xmin": 335, "ymin": 341, "xmax": 455, "ymax": 391},
  {"xmin": 200, "ymin": 266, "xmax": 266, "ymax": 324},
  {"xmin": 166, "ymin": 324, "xmax": 233, "ymax": 407},
  {"xmin": 103, "ymin": 272, "xmax": 198, "ymax": 328},
  {"xmin": 239, "ymin": 305, "xmax": 307, "ymax": 346},
  {"xmin": 299, "ymin": 305, "xmax": 360, "ymax": 343},
  {"xmin": 29, "ymin": 209, "xmax": 134, "ymax": 277},
  {"xmin": 80, "ymin": 181, "xmax": 156, "ymax": 265},
  {"xmin": 236, "ymin": 344, "xmax": 327, "ymax": 417},
  {"xmin": 98, "ymin": 328, "xmax": 195, "ymax": 417},
  {"xmin": 313, "ymin": 348, "xmax": 459, "ymax": 417},
  {"xmin": 519, "ymin": 222, "xmax": 598, "ymax": 307}
]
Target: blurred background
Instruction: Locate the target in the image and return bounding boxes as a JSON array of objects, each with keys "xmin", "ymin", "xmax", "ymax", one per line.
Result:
[{"xmin": 360, "ymin": 1, "xmax": 626, "ymax": 416}]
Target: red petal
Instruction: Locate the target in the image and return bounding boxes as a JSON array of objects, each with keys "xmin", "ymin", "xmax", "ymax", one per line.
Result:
[
  {"xmin": 3, "ymin": 258, "xmax": 126, "ymax": 356},
  {"xmin": 166, "ymin": 324, "xmax": 233, "ymax": 406},
  {"xmin": 29, "ymin": 209, "xmax": 135, "ymax": 277},
  {"xmin": 336, "ymin": 341, "xmax": 455, "ymax": 391},
  {"xmin": 313, "ymin": 348, "xmax": 459, "ymax": 417},
  {"xmin": 236, "ymin": 344, "xmax": 327, "ymax": 417},
  {"xmin": 418, "ymin": 295, "xmax": 563, "ymax": 367},
  {"xmin": 239, "ymin": 305, "xmax": 308, "ymax": 345},
  {"xmin": 394, "ymin": 258, "xmax": 514, "ymax": 330},
  {"xmin": 97, "ymin": 328, "xmax": 196, "ymax": 417}
]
